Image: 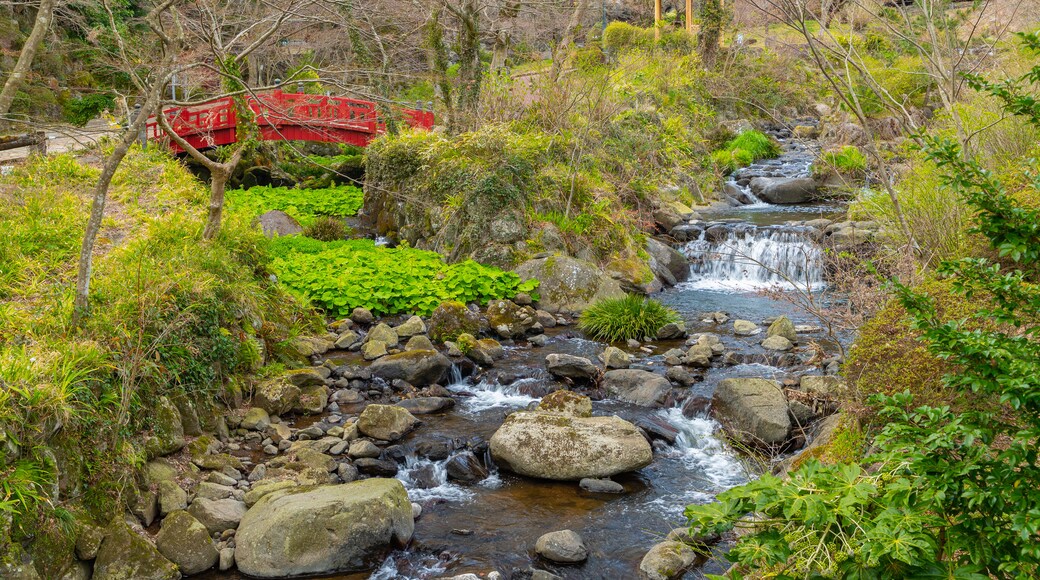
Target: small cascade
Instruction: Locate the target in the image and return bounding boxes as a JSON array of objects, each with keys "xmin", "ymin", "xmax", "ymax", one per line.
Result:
[
  {"xmin": 395, "ymin": 452, "xmax": 475, "ymax": 502},
  {"xmin": 657, "ymin": 407, "xmax": 748, "ymax": 489},
  {"xmin": 681, "ymin": 224, "xmax": 824, "ymax": 291},
  {"xmin": 447, "ymin": 377, "xmax": 541, "ymax": 413}
]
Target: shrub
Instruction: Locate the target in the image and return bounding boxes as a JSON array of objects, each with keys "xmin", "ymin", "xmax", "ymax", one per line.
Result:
[
  {"xmin": 816, "ymin": 145, "xmax": 867, "ymax": 177},
  {"xmin": 578, "ymin": 294, "xmax": 680, "ymax": 342},
  {"xmin": 63, "ymin": 93, "xmax": 115, "ymax": 127},
  {"xmin": 302, "ymin": 216, "xmax": 349, "ymax": 241},
  {"xmin": 602, "ymin": 21, "xmax": 654, "ymax": 52}
]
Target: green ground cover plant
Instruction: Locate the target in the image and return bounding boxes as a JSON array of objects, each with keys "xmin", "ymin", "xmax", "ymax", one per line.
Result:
[
  {"xmin": 578, "ymin": 294, "xmax": 680, "ymax": 342},
  {"xmin": 226, "ymin": 184, "xmax": 363, "ymax": 225},
  {"xmin": 711, "ymin": 130, "xmax": 780, "ymax": 173}
]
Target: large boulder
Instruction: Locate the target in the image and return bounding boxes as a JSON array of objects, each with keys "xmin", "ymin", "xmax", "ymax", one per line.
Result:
[
  {"xmin": 428, "ymin": 301, "xmax": 481, "ymax": 342},
  {"xmin": 253, "ymin": 378, "xmax": 301, "ymax": 416},
  {"xmin": 712, "ymin": 378, "xmax": 791, "ymax": 445},
  {"xmin": 646, "ymin": 238, "xmax": 690, "ymax": 287},
  {"xmin": 536, "ymin": 390, "xmax": 593, "ymax": 418},
  {"xmin": 156, "ymin": 511, "xmax": 219, "ymax": 576},
  {"xmin": 235, "ymin": 479, "xmax": 414, "ymax": 578},
  {"xmin": 490, "ymin": 412, "xmax": 653, "ymax": 480},
  {"xmin": 144, "ymin": 396, "xmax": 185, "ymax": 459},
  {"xmin": 602, "ymin": 369, "xmax": 671, "ymax": 407},
  {"xmin": 357, "ymin": 404, "xmax": 419, "ymax": 441},
  {"xmin": 749, "ymin": 177, "xmax": 817, "ymax": 204},
  {"xmin": 486, "ymin": 299, "xmax": 538, "ymax": 339},
  {"xmin": 93, "ymin": 517, "xmax": 180, "ymax": 580},
  {"xmin": 257, "ymin": 210, "xmax": 302, "ymax": 238},
  {"xmin": 545, "ymin": 353, "xmax": 599, "ymax": 381},
  {"xmin": 767, "ymin": 316, "xmax": 797, "ymax": 343},
  {"xmin": 368, "ymin": 350, "xmax": 451, "ymax": 386},
  {"xmin": 187, "ymin": 498, "xmax": 247, "ymax": 534},
  {"xmin": 514, "ymin": 256, "xmax": 625, "ymax": 313}
]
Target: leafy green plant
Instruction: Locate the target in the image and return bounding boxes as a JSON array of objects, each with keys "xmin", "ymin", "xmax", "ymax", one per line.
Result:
[
  {"xmin": 63, "ymin": 93, "xmax": 115, "ymax": 127},
  {"xmin": 226, "ymin": 184, "xmax": 363, "ymax": 225},
  {"xmin": 578, "ymin": 294, "xmax": 680, "ymax": 342}
]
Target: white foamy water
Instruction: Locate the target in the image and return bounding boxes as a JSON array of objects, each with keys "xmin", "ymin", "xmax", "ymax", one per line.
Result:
[
  {"xmin": 369, "ymin": 553, "xmax": 448, "ymax": 580},
  {"xmin": 448, "ymin": 378, "xmax": 540, "ymax": 413},
  {"xmin": 395, "ymin": 453, "xmax": 474, "ymax": 503},
  {"xmin": 658, "ymin": 407, "xmax": 750, "ymax": 489},
  {"xmin": 681, "ymin": 225, "xmax": 824, "ymax": 291}
]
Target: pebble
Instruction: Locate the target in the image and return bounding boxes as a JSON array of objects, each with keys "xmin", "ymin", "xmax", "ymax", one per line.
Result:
[
  {"xmin": 411, "ymin": 502, "xmax": 423, "ymax": 519},
  {"xmin": 219, "ymin": 547, "xmax": 235, "ymax": 571},
  {"xmin": 263, "ymin": 444, "xmax": 278, "ymax": 455},
  {"xmin": 579, "ymin": 478, "xmax": 625, "ymax": 493}
]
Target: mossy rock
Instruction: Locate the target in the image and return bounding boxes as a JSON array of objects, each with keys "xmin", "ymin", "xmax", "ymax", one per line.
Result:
[
  {"xmin": 537, "ymin": 390, "xmax": 593, "ymax": 418},
  {"xmin": 428, "ymin": 301, "xmax": 480, "ymax": 343},
  {"xmin": 92, "ymin": 516, "xmax": 179, "ymax": 580},
  {"xmin": 155, "ymin": 510, "xmax": 218, "ymax": 575},
  {"xmin": 514, "ymin": 255, "xmax": 624, "ymax": 313},
  {"xmin": 144, "ymin": 396, "xmax": 185, "ymax": 460}
]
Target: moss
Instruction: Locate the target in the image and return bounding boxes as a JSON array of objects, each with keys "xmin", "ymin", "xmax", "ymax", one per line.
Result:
[{"xmin": 428, "ymin": 301, "xmax": 480, "ymax": 342}]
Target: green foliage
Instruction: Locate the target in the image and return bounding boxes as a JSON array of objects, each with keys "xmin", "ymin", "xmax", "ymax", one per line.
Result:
[
  {"xmin": 62, "ymin": 93, "xmax": 115, "ymax": 127},
  {"xmin": 578, "ymin": 294, "xmax": 680, "ymax": 342},
  {"xmin": 269, "ymin": 237, "xmax": 539, "ymax": 317},
  {"xmin": 711, "ymin": 130, "xmax": 780, "ymax": 173},
  {"xmin": 854, "ymin": 54, "xmax": 934, "ymax": 116},
  {"xmin": 687, "ymin": 34, "xmax": 1040, "ymax": 579},
  {"xmin": 816, "ymin": 145, "xmax": 867, "ymax": 177},
  {"xmin": 602, "ymin": 22, "xmax": 655, "ymax": 53},
  {"xmin": 302, "ymin": 216, "xmax": 349, "ymax": 242},
  {"xmin": 226, "ymin": 184, "xmax": 363, "ymax": 225}
]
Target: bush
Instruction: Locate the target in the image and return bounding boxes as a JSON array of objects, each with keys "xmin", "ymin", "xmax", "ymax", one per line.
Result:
[
  {"xmin": 63, "ymin": 93, "xmax": 115, "ymax": 127},
  {"xmin": 602, "ymin": 22, "xmax": 654, "ymax": 52},
  {"xmin": 578, "ymin": 294, "xmax": 680, "ymax": 342},
  {"xmin": 302, "ymin": 216, "xmax": 349, "ymax": 241},
  {"xmin": 816, "ymin": 145, "xmax": 867, "ymax": 177}
]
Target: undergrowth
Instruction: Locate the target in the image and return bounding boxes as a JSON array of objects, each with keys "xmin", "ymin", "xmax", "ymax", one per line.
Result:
[
  {"xmin": 226, "ymin": 184, "xmax": 363, "ymax": 225},
  {"xmin": 578, "ymin": 294, "xmax": 680, "ymax": 342}
]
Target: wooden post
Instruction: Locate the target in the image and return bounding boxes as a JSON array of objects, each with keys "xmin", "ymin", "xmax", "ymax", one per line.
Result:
[
  {"xmin": 655, "ymin": 0, "xmax": 662, "ymax": 40},
  {"xmin": 686, "ymin": 0, "xmax": 693, "ymax": 32}
]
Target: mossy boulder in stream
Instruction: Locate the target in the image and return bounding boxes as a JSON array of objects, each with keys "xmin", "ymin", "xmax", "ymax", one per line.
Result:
[
  {"xmin": 428, "ymin": 301, "xmax": 481, "ymax": 343},
  {"xmin": 234, "ymin": 479, "xmax": 414, "ymax": 578},
  {"xmin": 490, "ymin": 411, "xmax": 652, "ymax": 480},
  {"xmin": 712, "ymin": 378, "xmax": 791, "ymax": 445},
  {"xmin": 368, "ymin": 350, "xmax": 451, "ymax": 386},
  {"xmin": 514, "ymin": 255, "xmax": 624, "ymax": 313},
  {"xmin": 92, "ymin": 516, "xmax": 180, "ymax": 580}
]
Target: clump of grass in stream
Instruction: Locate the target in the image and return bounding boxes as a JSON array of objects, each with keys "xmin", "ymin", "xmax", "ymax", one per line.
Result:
[
  {"xmin": 579, "ymin": 294, "xmax": 681, "ymax": 342},
  {"xmin": 711, "ymin": 130, "xmax": 780, "ymax": 173}
]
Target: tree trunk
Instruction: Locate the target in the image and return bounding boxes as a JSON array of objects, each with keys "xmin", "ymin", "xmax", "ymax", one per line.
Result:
[
  {"xmin": 550, "ymin": 0, "xmax": 591, "ymax": 82},
  {"xmin": 698, "ymin": 0, "xmax": 724, "ymax": 68},
  {"xmin": 0, "ymin": 0, "xmax": 56, "ymax": 117},
  {"xmin": 203, "ymin": 166, "xmax": 230, "ymax": 240},
  {"xmin": 73, "ymin": 92, "xmax": 160, "ymax": 325}
]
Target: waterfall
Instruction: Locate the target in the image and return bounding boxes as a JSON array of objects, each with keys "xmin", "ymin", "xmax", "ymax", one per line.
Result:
[
  {"xmin": 680, "ymin": 224, "xmax": 824, "ymax": 291},
  {"xmin": 447, "ymin": 377, "xmax": 540, "ymax": 413},
  {"xmin": 657, "ymin": 407, "xmax": 749, "ymax": 489},
  {"xmin": 395, "ymin": 452, "xmax": 475, "ymax": 502}
]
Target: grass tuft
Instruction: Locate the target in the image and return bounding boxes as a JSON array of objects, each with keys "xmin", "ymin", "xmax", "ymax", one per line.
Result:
[{"xmin": 578, "ymin": 294, "xmax": 681, "ymax": 342}]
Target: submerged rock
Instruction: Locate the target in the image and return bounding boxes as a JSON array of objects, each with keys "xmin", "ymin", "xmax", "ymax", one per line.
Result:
[
  {"xmin": 579, "ymin": 478, "xmax": 625, "ymax": 493},
  {"xmin": 535, "ymin": 530, "xmax": 588, "ymax": 563},
  {"xmin": 234, "ymin": 479, "xmax": 414, "ymax": 578},
  {"xmin": 490, "ymin": 412, "xmax": 652, "ymax": 480},
  {"xmin": 712, "ymin": 378, "xmax": 791, "ymax": 445}
]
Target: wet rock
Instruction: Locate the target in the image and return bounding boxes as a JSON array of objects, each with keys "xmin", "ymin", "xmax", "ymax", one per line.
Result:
[
  {"xmin": 487, "ymin": 299, "xmax": 538, "ymax": 339},
  {"xmin": 656, "ymin": 321, "xmax": 687, "ymax": 340},
  {"xmin": 258, "ymin": 210, "xmax": 302, "ymax": 237},
  {"xmin": 353, "ymin": 457, "xmax": 399, "ymax": 476},
  {"xmin": 457, "ymin": 333, "xmax": 504, "ymax": 366},
  {"xmin": 254, "ymin": 378, "xmax": 301, "ymax": 416},
  {"xmin": 601, "ymin": 369, "xmax": 671, "ymax": 407},
  {"xmin": 490, "ymin": 412, "xmax": 652, "ymax": 480},
  {"xmin": 599, "ymin": 346, "xmax": 631, "ymax": 369},
  {"xmin": 579, "ymin": 478, "xmax": 625, "ymax": 493},
  {"xmin": 665, "ymin": 366, "xmax": 697, "ymax": 387},
  {"xmin": 683, "ymin": 343, "xmax": 713, "ymax": 368},
  {"xmin": 712, "ymin": 378, "xmax": 791, "ymax": 445},
  {"xmin": 767, "ymin": 315, "xmax": 797, "ymax": 342},
  {"xmin": 515, "ymin": 256, "xmax": 625, "ymax": 313},
  {"xmin": 535, "ymin": 530, "xmax": 588, "ymax": 563},
  {"xmin": 761, "ymin": 335, "xmax": 793, "ymax": 351},
  {"xmin": 404, "ymin": 334, "xmax": 435, "ymax": 351},
  {"xmin": 750, "ymin": 177, "xmax": 817, "ymax": 204},
  {"xmin": 369, "ymin": 350, "xmax": 451, "ymax": 386},
  {"xmin": 638, "ymin": 540, "xmax": 697, "ymax": 580},
  {"xmin": 234, "ymin": 480, "xmax": 413, "ymax": 578},
  {"xmin": 537, "ymin": 390, "xmax": 593, "ymax": 418},
  {"xmin": 156, "ymin": 510, "xmax": 219, "ymax": 575},
  {"xmin": 395, "ymin": 316, "xmax": 426, "ymax": 338},
  {"xmin": 732, "ymin": 320, "xmax": 761, "ymax": 336},
  {"xmin": 93, "ymin": 516, "xmax": 180, "ymax": 580},
  {"xmin": 397, "ymin": 397, "xmax": 455, "ymax": 415},
  {"xmin": 545, "ymin": 353, "xmax": 600, "ymax": 381},
  {"xmin": 187, "ymin": 498, "xmax": 247, "ymax": 534},
  {"xmin": 662, "ymin": 348, "xmax": 685, "ymax": 366},
  {"xmin": 357, "ymin": 404, "xmax": 419, "ymax": 441},
  {"xmin": 635, "ymin": 415, "xmax": 680, "ymax": 444},
  {"xmin": 529, "ymin": 334, "xmax": 549, "ymax": 347},
  {"xmin": 646, "ymin": 238, "xmax": 691, "ymax": 286},
  {"xmin": 348, "ymin": 439, "xmax": 382, "ymax": 459},
  {"xmin": 681, "ymin": 396, "xmax": 711, "ymax": 417},
  {"xmin": 445, "ymin": 451, "xmax": 489, "ymax": 483},
  {"xmin": 535, "ymin": 310, "xmax": 557, "ymax": 328},
  {"xmin": 532, "ymin": 571, "xmax": 563, "ymax": 580},
  {"xmin": 414, "ymin": 436, "xmax": 455, "ymax": 461}
]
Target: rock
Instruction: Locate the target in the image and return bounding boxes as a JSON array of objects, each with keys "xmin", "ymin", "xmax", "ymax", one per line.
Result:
[
  {"xmin": 732, "ymin": 319, "xmax": 760, "ymax": 336},
  {"xmin": 348, "ymin": 439, "xmax": 382, "ymax": 459},
  {"xmin": 244, "ymin": 480, "xmax": 297, "ymax": 507},
  {"xmin": 656, "ymin": 321, "xmax": 686, "ymax": 340},
  {"xmin": 361, "ymin": 340, "xmax": 388, "ymax": 360},
  {"xmin": 354, "ymin": 457, "xmax": 398, "ymax": 476},
  {"xmin": 294, "ymin": 385, "xmax": 329, "ymax": 414},
  {"xmin": 536, "ymin": 390, "xmax": 593, "ymax": 418},
  {"xmin": 749, "ymin": 177, "xmax": 817, "ymax": 204},
  {"xmin": 397, "ymin": 397, "xmax": 455, "ymax": 414},
  {"xmin": 545, "ymin": 353, "xmax": 599, "ymax": 381},
  {"xmin": 0, "ymin": 543, "xmax": 41, "ymax": 580},
  {"xmin": 196, "ymin": 481, "xmax": 234, "ymax": 500},
  {"xmin": 579, "ymin": 478, "xmax": 625, "ymax": 493},
  {"xmin": 351, "ymin": 307, "xmax": 375, "ymax": 325},
  {"xmin": 156, "ymin": 511, "xmax": 219, "ymax": 576},
  {"xmin": 366, "ymin": 323, "xmax": 399, "ymax": 348},
  {"xmin": 599, "ymin": 346, "xmax": 631, "ymax": 369},
  {"xmin": 532, "ymin": 571, "xmax": 563, "ymax": 580},
  {"xmin": 490, "ymin": 412, "xmax": 653, "ymax": 480},
  {"xmin": 357, "ymin": 404, "xmax": 419, "ymax": 441},
  {"xmin": 712, "ymin": 378, "xmax": 791, "ymax": 445},
  {"xmin": 767, "ymin": 316, "xmax": 797, "ymax": 342},
  {"xmin": 241, "ymin": 407, "xmax": 271, "ymax": 431},
  {"xmin": 158, "ymin": 481, "xmax": 187, "ymax": 517},
  {"xmin": 187, "ymin": 498, "xmax": 247, "ymax": 534},
  {"xmin": 428, "ymin": 301, "xmax": 481, "ymax": 342},
  {"xmin": 93, "ymin": 516, "xmax": 180, "ymax": 580},
  {"xmin": 395, "ymin": 316, "xmax": 426, "ymax": 338},
  {"xmin": 800, "ymin": 375, "xmax": 845, "ymax": 396},
  {"xmin": 529, "ymin": 334, "xmax": 549, "ymax": 347},
  {"xmin": 404, "ymin": 334, "xmax": 435, "ymax": 351},
  {"xmin": 638, "ymin": 540, "xmax": 697, "ymax": 580},
  {"xmin": 369, "ymin": 350, "xmax": 451, "ymax": 387},
  {"xmin": 253, "ymin": 378, "xmax": 301, "ymax": 416},
  {"xmin": 445, "ymin": 451, "xmax": 489, "ymax": 483},
  {"xmin": 789, "ymin": 399, "xmax": 816, "ymax": 425},
  {"xmin": 414, "ymin": 436, "xmax": 455, "ymax": 461},
  {"xmin": 535, "ymin": 310, "xmax": 557, "ymax": 328},
  {"xmin": 75, "ymin": 522, "xmax": 105, "ymax": 560},
  {"xmin": 284, "ymin": 367, "xmax": 329, "ymax": 387},
  {"xmin": 601, "ymin": 369, "xmax": 671, "ymax": 407},
  {"xmin": 487, "ymin": 299, "xmax": 538, "ymax": 339},
  {"xmin": 761, "ymin": 335, "xmax": 793, "ymax": 351},
  {"xmin": 130, "ymin": 487, "xmax": 159, "ymax": 526},
  {"xmin": 258, "ymin": 210, "xmax": 302, "ymax": 237},
  {"xmin": 457, "ymin": 333, "xmax": 504, "ymax": 366},
  {"xmin": 235, "ymin": 479, "xmax": 414, "ymax": 578},
  {"xmin": 515, "ymin": 256, "xmax": 625, "ymax": 313},
  {"xmin": 665, "ymin": 366, "xmax": 697, "ymax": 387},
  {"xmin": 535, "ymin": 530, "xmax": 588, "ymax": 563},
  {"xmin": 219, "ymin": 548, "xmax": 235, "ymax": 571},
  {"xmin": 335, "ymin": 330, "xmax": 360, "ymax": 349},
  {"xmin": 646, "ymin": 238, "xmax": 690, "ymax": 286},
  {"xmin": 684, "ymin": 344, "xmax": 714, "ymax": 367},
  {"xmin": 145, "ymin": 396, "xmax": 185, "ymax": 459}
]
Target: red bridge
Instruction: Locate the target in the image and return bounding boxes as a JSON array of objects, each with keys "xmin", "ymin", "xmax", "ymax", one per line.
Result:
[{"xmin": 147, "ymin": 90, "xmax": 434, "ymax": 153}]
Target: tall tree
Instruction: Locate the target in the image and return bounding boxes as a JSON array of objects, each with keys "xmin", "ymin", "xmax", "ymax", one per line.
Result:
[{"xmin": 0, "ymin": 0, "xmax": 57, "ymax": 117}]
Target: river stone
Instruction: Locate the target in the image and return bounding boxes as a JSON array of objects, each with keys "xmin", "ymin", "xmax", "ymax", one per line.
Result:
[
  {"xmin": 579, "ymin": 478, "xmax": 625, "ymax": 493},
  {"xmin": 294, "ymin": 385, "xmax": 330, "ymax": 414},
  {"xmin": 156, "ymin": 511, "xmax": 218, "ymax": 575},
  {"xmin": 366, "ymin": 323, "xmax": 399, "ymax": 348},
  {"xmin": 490, "ymin": 412, "xmax": 653, "ymax": 480},
  {"xmin": 361, "ymin": 340, "xmax": 388, "ymax": 360},
  {"xmin": 762, "ymin": 335, "xmax": 793, "ymax": 351},
  {"xmin": 638, "ymin": 540, "xmax": 697, "ymax": 580},
  {"xmin": 404, "ymin": 334, "xmax": 435, "ymax": 351},
  {"xmin": 684, "ymin": 344, "xmax": 714, "ymax": 367},
  {"xmin": 285, "ymin": 367, "xmax": 329, "ymax": 387},
  {"xmin": 646, "ymin": 238, "xmax": 691, "ymax": 286},
  {"xmin": 357, "ymin": 404, "xmax": 419, "ymax": 441},
  {"xmin": 395, "ymin": 316, "xmax": 426, "ymax": 338},
  {"xmin": 599, "ymin": 346, "xmax": 631, "ymax": 369},
  {"xmin": 750, "ymin": 177, "xmax": 817, "ymax": 204},
  {"xmin": 253, "ymin": 378, "xmax": 301, "ymax": 416},
  {"xmin": 514, "ymin": 256, "xmax": 625, "ymax": 313},
  {"xmin": 397, "ymin": 397, "xmax": 455, "ymax": 414},
  {"xmin": 258, "ymin": 210, "xmax": 302, "ymax": 237},
  {"xmin": 235, "ymin": 479, "xmax": 414, "ymax": 578},
  {"xmin": 351, "ymin": 307, "xmax": 375, "ymax": 325},
  {"xmin": 712, "ymin": 378, "xmax": 791, "ymax": 445},
  {"xmin": 348, "ymin": 439, "xmax": 382, "ymax": 459},
  {"xmin": 535, "ymin": 530, "xmax": 588, "ymax": 563},
  {"xmin": 602, "ymin": 369, "xmax": 671, "ymax": 407},
  {"xmin": 445, "ymin": 451, "xmax": 489, "ymax": 483},
  {"xmin": 219, "ymin": 548, "xmax": 235, "ymax": 571},
  {"xmin": 537, "ymin": 390, "xmax": 593, "ymax": 418},
  {"xmin": 487, "ymin": 299, "xmax": 538, "ymax": 339},
  {"xmin": 187, "ymin": 498, "xmax": 247, "ymax": 534},
  {"xmin": 241, "ymin": 407, "xmax": 271, "ymax": 431},
  {"xmin": 93, "ymin": 516, "xmax": 180, "ymax": 580},
  {"xmin": 656, "ymin": 321, "xmax": 686, "ymax": 340},
  {"xmin": 428, "ymin": 301, "xmax": 481, "ymax": 342},
  {"xmin": 800, "ymin": 375, "xmax": 846, "ymax": 396},
  {"xmin": 733, "ymin": 319, "xmax": 760, "ymax": 336},
  {"xmin": 767, "ymin": 315, "xmax": 797, "ymax": 342},
  {"xmin": 369, "ymin": 350, "xmax": 451, "ymax": 386},
  {"xmin": 157, "ymin": 481, "xmax": 187, "ymax": 517},
  {"xmin": 335, "ymin": 330, "xmax": 360, "ymax": 349},
  {"xmin": 545, "ymin": 353, "xmax": 599, "ymax": 381}
]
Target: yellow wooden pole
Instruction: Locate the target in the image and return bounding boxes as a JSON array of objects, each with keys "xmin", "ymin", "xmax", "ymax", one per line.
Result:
[
  {"xmin": 685, "ymin": 0, "xmax": 693, "ymax": 32},
  {"xmin": 655, "ymin": 0, "xmax": 662, "ymax": 40}
]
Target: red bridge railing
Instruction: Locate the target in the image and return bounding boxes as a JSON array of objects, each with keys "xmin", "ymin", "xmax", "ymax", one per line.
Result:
[{"xmin": 147, "ymin": 90, "xmax": 434, "ymax": 152}]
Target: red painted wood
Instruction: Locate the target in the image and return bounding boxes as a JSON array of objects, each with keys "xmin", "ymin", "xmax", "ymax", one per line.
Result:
[{"xmin": 146, "ymin": 90, "xmax": 434, "ymax": 153}]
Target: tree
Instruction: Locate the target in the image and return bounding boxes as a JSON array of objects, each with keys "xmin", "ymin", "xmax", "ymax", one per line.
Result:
[{"xmin": 0, "ymin": 0, "xmax": 56, "ymax": 118}]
